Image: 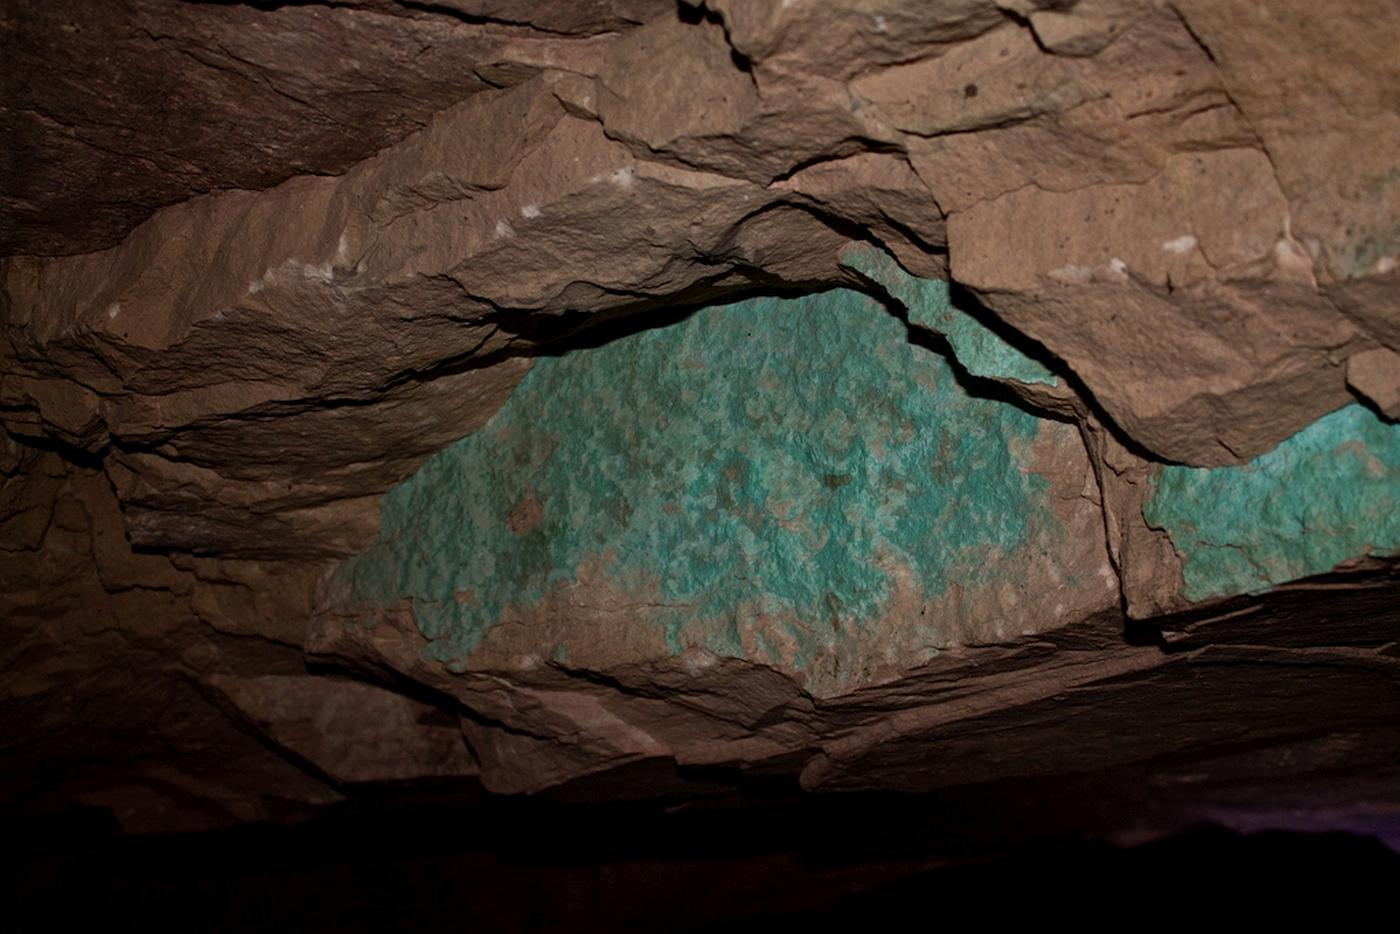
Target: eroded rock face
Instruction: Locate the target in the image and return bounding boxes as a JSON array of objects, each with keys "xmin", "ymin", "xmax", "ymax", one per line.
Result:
[
  {"xmin": 2, "ymin": 0, "xmax": 1399, "ymax": 834},
  {"xmin": 1143, "ymin": 404, "xmax": 1400, "ymax": 603},
  {"xmin": 1, "ymin": 0, "xmax": 667, "ymax": 256},
  {"xmin": 319, "ymin": 285, "xmax": 1115, "ymax": 702}
]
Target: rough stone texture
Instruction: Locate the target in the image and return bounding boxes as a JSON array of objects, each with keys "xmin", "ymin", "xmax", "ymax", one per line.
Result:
[
  {"xmin": 208, "ymin": 674, "xmax": 478, "ymax": 784},
  {"xmin": 0, "ymin": 429, "xmax": 342, "ymax": 831},
  {"xmin": 1143, "ymin": 404, "xmax": 1400, "ymax": 603},
  {"xmin": 3, "ymin": 0, "xmax": 1399, "ymax": 837},
  {"xmin": 321, "ymin": 287, "xmax": 1115, "ymax": 703},
  {"xmin": 1, "ymin": 0, "xmax": 668, "ymax": 255},
  {"xmin": 1347, "ymin": 347, "xmax": 1400, "ymax": 419},
  {"xmin": 842, "ymin": 245, "xmax": 1059, "ymax": 389}
]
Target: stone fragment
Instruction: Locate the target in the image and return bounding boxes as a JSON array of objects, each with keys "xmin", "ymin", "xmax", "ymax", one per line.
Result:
[
  {"xmin": 840, "ymin": 244, "xmax": 1058, "ymax": 388},
  {"xmin": 949, "ymin": 149, "xmax": 1364, "ymax": 464},
  {"xmin": 1168, "ymin": 0, "xmax": 1400, "ymax": 285},
  {"xmin": 1, "ymin": 0, "xmax": 653, "ymax": 255},
  {"xmin": 1347, "ymin": 347, "xmax": 1400, "ymax": 419},
  {"xmin": 1029, "ymin": 11, "xmax": 1125, "ymax": 57}
]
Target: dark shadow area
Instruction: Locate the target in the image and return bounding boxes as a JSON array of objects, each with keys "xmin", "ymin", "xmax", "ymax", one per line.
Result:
[
  {"xmin": 677, "ymin": 0, "xmax": 753, "ymax": 73},
  {"xmin": 0, "ymin": 427, "xmax": 107, "ymax": 470},
  {"xmin": 1136, "ymin": 561, "xmax": 1400, "ymax": 652},
  {"xmin": 5, "ymin": 801, "xmax": 1396, "ymax": 933},
  {"xmin": 522, "ymin": 278, "xmax": 819, "ymax": 358},
  {"xmin": 696, "ymin": 825, "xmax": 1400, "ymax": 930},
  {"xmin": 1351, "ymin": 386, "xmax": 1400, "ymax": 426},
  {"xmin": 5, "ymin": 555, "xmax": 1400, "ymax": 931},
  {"xmin": 513, "ymin": 204, "xmax": 882, "ymax": 358}
]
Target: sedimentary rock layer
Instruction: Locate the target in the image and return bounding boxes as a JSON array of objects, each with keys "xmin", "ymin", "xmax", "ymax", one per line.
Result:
[{"xmin": 2, "ymin": 0, "xmax": 1398, "ymax": 832}]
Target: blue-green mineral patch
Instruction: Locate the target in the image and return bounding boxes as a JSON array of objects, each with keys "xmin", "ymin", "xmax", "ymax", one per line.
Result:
[
  {"xmin": 840, "ymin": 245, "xmax": 1058, "ymax": 386},
  {"xmin": 1144, "ymin": 403, "xmax": 1400, "ymax": 602},
  {"xmin": 334, "ymin": 287, "xmax": 1063, "ymax": 670}
]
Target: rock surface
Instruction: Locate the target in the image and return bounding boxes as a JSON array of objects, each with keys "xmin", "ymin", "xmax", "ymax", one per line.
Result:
[
  {"xmin": 1, "ymin": 0, "xmax": 667, "ymax": 255},
  {"xmin": 321, "ymin": 285, "xmax": 1114, "ymax": 696},
  {"xmin": 2, "ymin": 0, "xmax": 1398, "ymax": 836}
]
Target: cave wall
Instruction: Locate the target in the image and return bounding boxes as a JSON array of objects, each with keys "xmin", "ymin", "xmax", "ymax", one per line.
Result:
[
  {"xmin": 2, "ymin": 0, "xmax": 1398, "ymax": 835},
  {"xmin": 322, "ymin": 280, "xmax": 1115, "ymax": 697}
]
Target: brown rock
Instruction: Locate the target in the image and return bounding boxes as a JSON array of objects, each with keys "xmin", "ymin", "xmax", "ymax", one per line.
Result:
[
  {"xmin": 210, "ymin": 674, "xmax": 478, "ymax": 784},
  {"xmin": 1347, "ymin": 347, "xmax": 1400, "ymax": 419},
  {"xmin": 1, "ymin": 0, "xmax": 664, "ymax": 256},
  {"xmin": 3, "ymin": 0, "xmax": 1399, "ymax": 841}
]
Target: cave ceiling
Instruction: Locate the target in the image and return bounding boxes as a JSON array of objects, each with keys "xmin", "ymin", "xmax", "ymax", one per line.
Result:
[{"xmin": 2, "ymin": 0, "xmax": 1399, "ymax": 848}]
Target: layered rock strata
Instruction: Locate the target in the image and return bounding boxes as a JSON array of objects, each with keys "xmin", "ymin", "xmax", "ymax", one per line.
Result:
[{"xmin": 2, "ymin": 0, "xmax": 1398, "ymax": 831}]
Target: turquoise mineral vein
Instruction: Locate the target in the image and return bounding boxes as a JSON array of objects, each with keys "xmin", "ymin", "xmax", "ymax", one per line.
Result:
[
  {"xmin": 335, "ymin": 287, "xmax": 1059, "ymax": 666},
  {"xmin": 840, "ymin": 244, "xmax": 1059, "ymax": 386},
  {"xmin": 1144, "ymin": 403, "xmax": 1400, "ymax": 602}
]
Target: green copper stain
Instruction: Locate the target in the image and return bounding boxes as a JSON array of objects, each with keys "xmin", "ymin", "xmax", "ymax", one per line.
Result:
[
  {"xmin": 334, "ymin": 288, "xmax": 1060, "ymax": 669},
  {"xmin": 1144, "ymin": 404, "xmax": 1400, "ymax": 602},
  {"xmin": 840, "ymin": 245, "xmax": 1058, "ymax": 386}
]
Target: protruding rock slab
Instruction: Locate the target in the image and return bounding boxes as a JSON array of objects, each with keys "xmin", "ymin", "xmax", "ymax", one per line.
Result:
[
  {"xmin": 210, "ymin": 675, "xmax": 477, "ymax": 784},
  {"xmin": 1347, "ymin": 348, "xmax": 1400, "ymax": 419},
  {"xmin": 1, "ymin": 0, "xmax": 667, "ymax": 255}
]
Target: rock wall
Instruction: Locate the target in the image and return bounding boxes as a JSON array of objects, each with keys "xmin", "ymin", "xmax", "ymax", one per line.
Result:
[
  {"xmin": 2, "ymin": 0, "xmax": 1398, "ymax": 832},
  {"xmin": 321, "ymin": 280, "xmax": 1116, "ymax": 699}
]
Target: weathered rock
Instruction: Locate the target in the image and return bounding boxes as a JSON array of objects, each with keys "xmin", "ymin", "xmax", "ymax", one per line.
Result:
[
  {"xmin": 1140, "ymin": 404, "xmax": 1400, "ymax": 604},
  {"xmin": 0, "ymin": 429, "xmax": 340, "ymax": 831},
  {"xmin": 5, "ymin": 0, "xmax": 1395, "ymax": 567},
  {"xmin": 947, "ymin": 149, "xmax": 1368, "ymax": 464},
  {"xmin": 1168, "ymin": 0, "xmax": 1400, "ymax": 287},
  {"xmin": 840, "ymin": 244, "xmax": 1067, "ymax": 405},
  {"xmin": 1, "ymin": 0, "xmax": 666, "ymax": 256},
  {"xmin": 209, "ymin": 674, "xmax": 478, "ymax": 784},
  {"xmin": 1347, "ymin": 347, "xmax": 1400, "ymax": 419},
  {"xmin": 3, "ymin": 0, "xmax": 1400, "ymax": 839}
]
